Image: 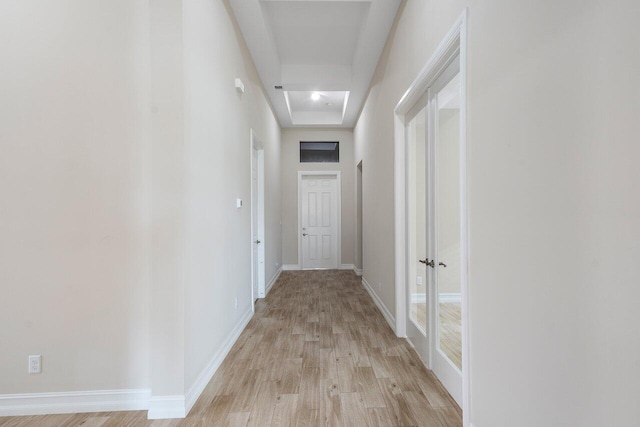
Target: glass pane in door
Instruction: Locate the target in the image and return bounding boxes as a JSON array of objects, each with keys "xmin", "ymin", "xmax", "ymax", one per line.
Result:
[
  {"xmin": 436, "ymin": 73, "xmax": 462, "ymax": 370},
  {"xmin": 407, "ymin": 106, "xmax": 427, "ymax": 334}
]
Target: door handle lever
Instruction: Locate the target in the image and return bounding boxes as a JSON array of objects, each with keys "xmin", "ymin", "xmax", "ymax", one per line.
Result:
[
  {"xmin": 255, "ymin": 240, "xmax": 261, "ymax": 244},
  {"xmin": 302, "ymin": 233, "xmax": 308, "ymax": 237},
  {"xmin": 419, "ymin": 259, "xmax": 435, "ymax": 268},
  {"xmin": 438, "ymin": 261, "xmax": 447, "ymax": 268}
]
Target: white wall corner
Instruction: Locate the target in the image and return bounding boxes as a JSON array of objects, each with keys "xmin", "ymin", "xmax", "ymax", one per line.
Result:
[
  {"xmin": 281, "ymin": 264, "xmax": 301, "ymax": 271},
  {"xmin": 0, "ymin": 389, "xmax": 151, "ymax": 417},
  {"xmin": 265, "ymin": 267, "xmax": 282, "ymax": 296},
  {"xmin": 147, "ymin": 396, "xmax": 186, "ymax": 420},
  {"xmin": 182, "ymin": 307, "xmax": 254, "ymax": 417},
  {"xmin": 361, "ymin": 277, "xmax": 396, "ymax": 332}
]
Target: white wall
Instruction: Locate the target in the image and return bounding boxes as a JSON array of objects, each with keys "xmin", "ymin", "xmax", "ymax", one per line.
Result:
[
  {"xmin": 281, "ymin": 128, "xmax": 354, "ymax": 267},
  {"xmin": 149, "ymin": 0, "xmax": 185, "ymax": 398},
  {"xmin": 355, "ymin": 0, "xmax": 640, "ymax": 425},
  {"xmin": 182, "ymin": 0, "xmax": 282, "ymax": 394},
  {"xmin": 0, "ymin": 0, "xmax": 282, "ymax": 417},
  {"xmin": 0, "ymin": 0, "xmax": 151, "ymax": 394}
]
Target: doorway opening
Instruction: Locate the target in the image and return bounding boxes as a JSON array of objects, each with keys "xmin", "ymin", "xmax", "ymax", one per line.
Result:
[
  {"xmin": 297, "ymin": 171, "xmax": 341, "ymax": 270},
  {"xmin": 250, "ymin": 130, "xmax": 266, "ymax": 307}
]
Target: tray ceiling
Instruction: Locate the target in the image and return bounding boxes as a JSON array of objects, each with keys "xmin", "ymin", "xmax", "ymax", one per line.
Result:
[{"xmin": 229, "ymin": 0, "xmax": 401, "ymax": 128}]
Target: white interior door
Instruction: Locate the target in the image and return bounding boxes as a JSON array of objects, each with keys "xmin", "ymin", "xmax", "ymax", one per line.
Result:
[
  {"xmin": 406, "ymin": 99, "xmax": 430, "ymax": 364},
  {"xmin": 428, "ymin": 58, "xmax": 463, "ymax": 405},
  {"xmin": 300, "ymin": 174, "xmax": 339, "ymax": 269},
  {"xmin": 396, "ymin": 19, "xmax": 468, "ymax": 421},
  {"xmin": 251, "ymin": 142, "xmax": 265, "ymax": 301},
  {"xmin": 405, "ymin": 57, "xmax": 463, "ymax": 406}
]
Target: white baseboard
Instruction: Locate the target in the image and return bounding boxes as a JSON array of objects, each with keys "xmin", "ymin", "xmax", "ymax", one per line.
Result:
[
  {"xmin": 148, "ymin": 395, "xmax": 185, "ymax": 419},
  {"xmin": 281, "ymin": 264, "xmax": 300, "ymax": 271},
  {"xmin": 0, "ymin": 305, "xmax": 256, "ymax": 420},
  {"xmin": 178, "ymin": 307, "xmax": 254, "ymax": 419},
  {"xmin": 440, "ymin": 293, "xmax": 462, "ymax": 303},
  {"xmin": 340, "ymin": 264, "xmax": 363, "ymax": 276},
  {"xmin": 410, "ymin": 293, "xmax": 461, "ymax": 304},
  {"xmin": 0, "ymin": 388, "xmax": 151, "ymax": 417},
  {"xmin": 265, "ymin": 267, "xmax": 282, "ymax": 296},
  {"xmin": 361, "ymin": 277, "xmax": 396, "ymax": 332},
  {"xmin": 411, "ymin": 293, "xmax": 427, "ymax": 304}
]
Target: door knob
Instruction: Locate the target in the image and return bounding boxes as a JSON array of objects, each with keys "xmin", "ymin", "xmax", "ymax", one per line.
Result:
[
  {"xmin": 419, "ymin": 259, "xmax": 435, "ymax": 268},
  {"xmin": 438, "ymin": 261, "xmax": 447, "ymax": 267},
  {"xmin": 255, "ymin": 240, "xmax": 261, "ymax": 244}
]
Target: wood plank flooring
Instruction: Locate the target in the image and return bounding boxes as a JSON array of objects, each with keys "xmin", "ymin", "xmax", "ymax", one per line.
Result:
[
  {"xmin": 438, "ymin": 302, "xmax": 462, "ymax": 370},
  {"xmin": 412, "ymin": 302, "xmax": 462, "ymax": 370},
  {"xmin": 0, "ymin": 270, "xmax": 461, "ymax": 427}
]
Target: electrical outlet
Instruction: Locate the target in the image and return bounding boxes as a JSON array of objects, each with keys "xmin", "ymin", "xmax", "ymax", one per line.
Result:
[
  {"xmin": 234, "ymin": 297, "xmax": 238, "ymax": 309},
  {"xmin": 275, "ymin": 261, "xmax": 279, "ymax": 268},
  {"xmin": 417, "ymin": 276, "xmax": 423, "ymax": 286},
  {"xmin": 28, "ymin": 355, "xmax": 41, "ymax": 374}
]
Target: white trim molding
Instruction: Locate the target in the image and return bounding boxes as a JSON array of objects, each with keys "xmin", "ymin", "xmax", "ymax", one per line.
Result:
[
  {"xmin": 0, "ymin": 388, "xmax": 151, "ymax": 417},
  {"xmin": 147, "ymin": 396, "xmax": 185, "ymax": 420},
  {"xmin": 411, "ymin": 293, "xmax": 427, "ymax": 304},
  {"xmin": 361, "ymin": 277, "xmax": 396, "ymax": 332},
  {"xmin": 265, "ymin": 267, "xmax": 282, "ymax": 296},
  {"xmin": 439, "ymin": 293, "xmax": 462, "ymax": 303},
  {"xmin": 149, "ymin": 307, "xmax": 254, "ymax": 420},
  {"xmin": 181, "ymin": 308, "xmax": 253, "ymax": 417},
  {"xmin": 340, "ymin": 264, "xmax": 363, "ymax": 276},
  {"xmin": 393, "ymin": 9, "xmax": 470, "ymax": 426},
  {"xmin": 281, "ymin": 264, "xmax": 301, "ymax": 271}
]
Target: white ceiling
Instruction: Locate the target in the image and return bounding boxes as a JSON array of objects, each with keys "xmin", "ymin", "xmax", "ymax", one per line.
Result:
[
  {"xmin": 285, "ymin": 90, "xmax": 348, "ymax": 126},
  {"xmin": 229, "ymin": 0, "xmax": 401, "ymax": 128}
]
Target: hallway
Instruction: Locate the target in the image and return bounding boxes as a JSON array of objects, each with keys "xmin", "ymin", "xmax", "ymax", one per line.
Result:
[{"xmin": 0, "ymin": 270, "xmax": 460, "ymax": 427}]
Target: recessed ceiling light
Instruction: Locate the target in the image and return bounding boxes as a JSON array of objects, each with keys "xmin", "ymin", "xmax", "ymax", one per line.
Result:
[{"xmin": 311, "ymin": 92, "xmax": 320, "ymax": 101}]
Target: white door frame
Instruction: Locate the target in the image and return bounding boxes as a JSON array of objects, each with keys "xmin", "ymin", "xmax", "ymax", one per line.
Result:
[
  {"xmin": 355, "ymin": 161, "xmax": 363, "ymax": 276},
  {"xmin": 392, "ymin": 10, "xmax": 470, "ymax": 426},
  {"xmin": 250, "ymin": 129, "xmax": 266, "ymax": 307},
  {"xmin": 297, "ymin": 171, "xmax": 342, "ymax": 270}
]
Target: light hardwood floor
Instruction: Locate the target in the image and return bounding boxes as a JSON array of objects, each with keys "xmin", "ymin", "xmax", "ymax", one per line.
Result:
[
  {"xmin": 0, "ymin": 270, "xmax": 461, "ymax": 427},
  {"xmin": 411, "ymin": 301, "xmax": 462, "ymax": 371},
  {"xmin": 438, "ymin": 302, "xmax": 462, "ymax": 370}
]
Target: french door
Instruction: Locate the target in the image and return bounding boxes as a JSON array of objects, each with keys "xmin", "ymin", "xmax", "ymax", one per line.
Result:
[{"xmin": 406, "ymin": 56, "xmax": 463, "ymax": 405}]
